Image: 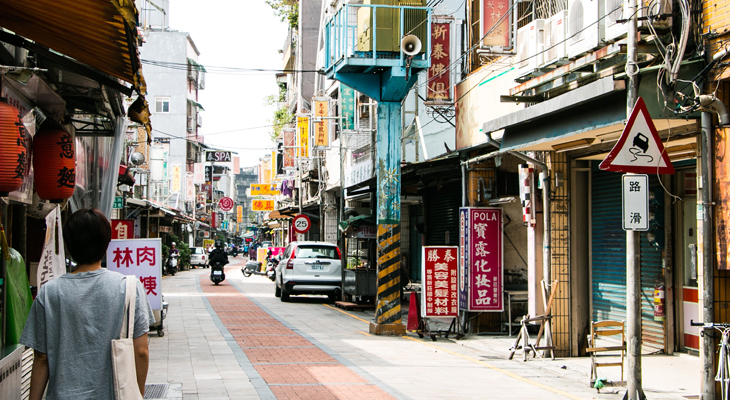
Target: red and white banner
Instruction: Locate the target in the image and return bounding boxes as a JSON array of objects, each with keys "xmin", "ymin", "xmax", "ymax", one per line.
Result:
[
  {"xmin": 111, "ymin": 219, "xmax": 135, "ymax": 240},
  {"xmin": 283, "ymin": 128, "xmax": 296, "ymax": 170},
  {"xmin": 428, "ymin": 22, "xmax": 451, "ymax": 101},
  {"xmin": 481, "ymin": 0, "xmax": 511, "ymax": 48},
  {"xmin": 422, "ymin": 246, "xmax": 459, "ymax": 317},
  {"xmin": 459, "ymin": 207, "xmax": 503, "ymax": 312},
  {"xmin": 106, "ymin": 238, "xmax": 163, "ymax": 310}
]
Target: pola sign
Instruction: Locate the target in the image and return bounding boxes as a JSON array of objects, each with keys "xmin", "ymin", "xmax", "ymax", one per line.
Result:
[{"xmin": 205, "ymin": 151, "xmax": 232, "ymax": 162}]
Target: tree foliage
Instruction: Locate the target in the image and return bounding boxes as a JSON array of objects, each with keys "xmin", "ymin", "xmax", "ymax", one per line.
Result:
[
  {"xmin": 265, "ymin": 94, "xmax": 294, "ymax": 142},
  {"xmin": 266, "ymin": 0, "xmax": 299, "ymax": 29}
]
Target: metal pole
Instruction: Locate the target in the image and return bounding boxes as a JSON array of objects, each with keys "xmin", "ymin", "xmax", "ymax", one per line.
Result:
[
  {"xmin": 625, "ymin": 0, "xmax": 644, "ymax": 396},
  {"xmin": 700, "ymin": 111, "xmax": 715, "ymax": 400}
]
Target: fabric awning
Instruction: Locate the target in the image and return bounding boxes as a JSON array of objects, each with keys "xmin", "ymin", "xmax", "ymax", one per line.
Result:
[
  {"xmin": 188, "ymin": 99, "xmax": 205, "ymax": 111},
  {"xmin": 268, "ymin": 210, "xmax": 294, "ymax": 220},
  {"xmin": 0, "ymin": 0, "xmax": 146, "ymax": 92}
]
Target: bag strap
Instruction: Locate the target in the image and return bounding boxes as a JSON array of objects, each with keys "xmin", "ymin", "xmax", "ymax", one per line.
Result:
[{"xmin": 120, "ymin": 276, "xmax": 138, "ymax": 339}]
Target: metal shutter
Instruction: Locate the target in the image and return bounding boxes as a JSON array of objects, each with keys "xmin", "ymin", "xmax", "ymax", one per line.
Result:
[
  {"xmin": 409, "ymin": 204, "xmax": 423, "ymax": 282},
  {"xmin": 591, "ymin": 163, "xmax": 665, "ymax": 350},
  {"xmin": 424, "ymin": 181, "xmax": 461, "ymax": 247}
]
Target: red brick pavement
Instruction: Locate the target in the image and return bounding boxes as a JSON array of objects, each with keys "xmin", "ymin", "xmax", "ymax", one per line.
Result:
[{"xmin": 199, "ymin": 275, "xmax": 395, "ymax": 400}]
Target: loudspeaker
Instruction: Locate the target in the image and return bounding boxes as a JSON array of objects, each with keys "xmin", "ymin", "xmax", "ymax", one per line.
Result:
[{"xmin": 400, "ymin": 35, "xmax": 422, "ymax": 56}]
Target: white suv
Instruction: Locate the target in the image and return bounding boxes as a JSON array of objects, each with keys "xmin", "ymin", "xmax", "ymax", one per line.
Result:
[{"xmin": 275, "ymin": 241, "xmax": 342, "ymax": 302}]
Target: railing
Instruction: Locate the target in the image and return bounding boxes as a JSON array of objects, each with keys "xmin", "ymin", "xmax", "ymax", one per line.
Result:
[{"xmin": 324, "ymin": 3, "xmax": 432, "ymax": 72}]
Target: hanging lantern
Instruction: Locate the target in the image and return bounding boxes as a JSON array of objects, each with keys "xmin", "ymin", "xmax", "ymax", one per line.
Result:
[
  {"xmin": 33, "ymin": 129, "xmax": 76, "ymax": 202},
  {"xmin": 0, "ymin": 100, "xmax": 29, "ymax": 196}
]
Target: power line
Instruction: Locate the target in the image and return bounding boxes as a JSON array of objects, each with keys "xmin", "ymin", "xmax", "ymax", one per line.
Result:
[{"xmin": 141, "ymin": 59, "xmax": 320, "ymax": 74}]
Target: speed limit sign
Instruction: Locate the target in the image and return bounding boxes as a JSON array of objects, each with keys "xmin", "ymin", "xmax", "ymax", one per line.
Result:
[{"xmin": 292, "ymin": 214, "xmax": 311, "ymax": 234}]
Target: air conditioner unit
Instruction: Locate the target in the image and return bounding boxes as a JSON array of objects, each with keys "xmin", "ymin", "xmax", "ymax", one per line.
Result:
[
  {"xmin": 197, "ymin": 114, "xmax": 203, "ymax": 127},
  {"xmin": 516, "ymin": 20, "xmax": 545, "ymax": 79},
  {"xmin": 542, "ymin": 11, "xmax": 569, "ymax": 68},
  {"xmin": 567, "ymin": 0, "xmax": 603, "ymax": 59},
  {"xmin": 604, "ymin": 0, "xmax": 671, "ymax": 42},
  {"xmin": 187, "ymin": 117, "xmax": 194, "ymax": 132}
]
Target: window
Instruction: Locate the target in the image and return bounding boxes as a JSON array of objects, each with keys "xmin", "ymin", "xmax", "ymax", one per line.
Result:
[
  {"xmin": 155, "ymin": 97, "xmax": 170, "ymax": 113},
  {"xmin": 295, "ymin": 245, "xmax": 339, "ymax": 259}
]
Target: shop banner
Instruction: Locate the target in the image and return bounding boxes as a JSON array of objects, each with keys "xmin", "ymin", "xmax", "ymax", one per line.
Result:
[
  {"xmin": 297, "ymin": 116, "xmax": 310, "ymax": 158},
  {"xmin": 271, "ymin": 150, "xmax": 277, "ymax": 181},
  {"xmin": 481, "ymin": 0, "xmax": 511, "ymax": 48},
  {"xmin": 252, "ymin": 199, "xmax": 275, "ymax": 211},
  {"xmin": 37, "ymin": 205, "xmax": 65, "ymax": 289},
  {"xmin": 201, "ymin": 183, "xmax": 212, "ymax": 203},
  {"xmin": 3, "ymin": 82, "xmax": 35, "ymax": 205},
  {"xmin": 106, "ymin": 238, "xmax": 162, "ymax": 310},
  {"xmin": 171, "ymin": 164, "xmax": 181, "ymax": 192},
  {"xmin": 313, "ymin": 98, "xmax": 331, "ymax": 149},
  {"xmin": 428, "ymin": 22, "xmax": 452, "ymax": 101},
  {"xmin": 193, "ymin": 163, "xmax": 205, "ymax": 184},
  {"xmin": 111, "ymin": 219, "xmax": 135, "ymax": 240},
  {"xmin": 283, "ymin": 128, "xmax": 296, "ymax": 170},
  {"xmin": 422, "ymin": 246, "xmax": 459, "ymax": 317},
  {"xmin": 250, "ymin": 184, "xmax": 280, "ymax": 197},
  {"xmin": 459, "ymin": 207, "xmax": 503, "ymax": 312},
  {"xmin": 237, "ymin": 205, "xmax": 243, "ymax": 223},
  {"xmin": 186, "ymin": 175, "xmax": 195, "ymax": 200},
  {"xmin": 205, "ymin": 165, "xmax": 212, "ymax": 183},
  {"xmin": 340, "ymin": 85, "xmax": 355, "ymax": 130},
  {"xmin": 233, "ymin": 156, "xmax": 240, "ymax": 173}
]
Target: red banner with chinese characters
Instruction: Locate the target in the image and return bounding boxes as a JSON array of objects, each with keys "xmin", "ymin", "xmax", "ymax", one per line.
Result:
[
  {"xmin": 481, "ymin": 0, "xmax": 511, "ymax": 48},
  {"xmin": 283, "ymin": 128, "xmax": 296, "ymax": 170},
  {"xmin": 428, "ymin": 22, "xmax": 451, "ymax": 101},
  {"xmin": 111, "ymin": 219, "xmax": 134, "ymax": 240},
  {"xmin": 459, "ymin": 207, "xmax": 503, "ymax": 312},
  {"xmin": 422, "ymin": 246, "xmax": 459, "ymax": 317}
]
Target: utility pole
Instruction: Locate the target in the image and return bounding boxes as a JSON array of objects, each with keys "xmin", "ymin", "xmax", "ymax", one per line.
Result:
[
  {"xmin": 625, "ymin": 0, "xmax": 645, "ymax": 397},
  {"xmin": 700, "ymin": 111, "xmax": 715, "ymax": 400}
]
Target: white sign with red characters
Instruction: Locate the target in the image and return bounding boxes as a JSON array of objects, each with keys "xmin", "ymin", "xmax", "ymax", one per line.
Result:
[
  {"xmin": 459, "ymin": 207, "xmax": 503, "ymax": 312},
  {"xmin": 106, "ymin": 238, "xmax": 163, "ymax": 310},
  {"xmin": 421, "ymin": 246, "xmax": 459, "ymax": 318}
]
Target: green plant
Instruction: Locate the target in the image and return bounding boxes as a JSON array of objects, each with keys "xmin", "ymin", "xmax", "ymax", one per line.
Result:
[
  {"xmin": 266, "ymin": 0, "xmax": 299, "ymax": 29},
  {"xmin": 264, "ymin": 94, "xmax": 294, "ymax": 142}
]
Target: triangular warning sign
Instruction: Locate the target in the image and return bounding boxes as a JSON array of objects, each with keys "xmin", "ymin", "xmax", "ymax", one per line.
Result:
[{"xmin": 599, "ymin": 97, "xmax": 675, "ymax": 174}]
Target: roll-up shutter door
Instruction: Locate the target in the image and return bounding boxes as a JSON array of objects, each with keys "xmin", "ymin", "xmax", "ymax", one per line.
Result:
[
  {"xmin": 410, "ymin": 204, "xmax": 423, "ymax": 282},
  {"xmin": 591, "ymin": 162, "xmax": 665, "ymax": 350},
  {"xmin": 424, "ymin": 181, "xmax": 461, "ymax": 247}
]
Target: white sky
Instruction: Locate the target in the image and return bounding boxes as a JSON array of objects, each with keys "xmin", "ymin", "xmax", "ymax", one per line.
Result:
[{"xmin": 169, "ymin": 0, "xmax": 288, "ymax": 167}]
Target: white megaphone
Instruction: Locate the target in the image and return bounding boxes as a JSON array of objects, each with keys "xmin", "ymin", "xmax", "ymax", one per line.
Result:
[{"xmin": 400, "ymin": 35, "xmax": 422, "ymax": 56}]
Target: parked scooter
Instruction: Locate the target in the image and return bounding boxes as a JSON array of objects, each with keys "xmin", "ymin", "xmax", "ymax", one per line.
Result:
[
  {"xmin": 242, "ymin": 260, "xmax": 267, "ymax": 278},
  {"xmin": 165, "ymin": 254, "xmax": 178, "ymax": 276},
  {"xmin": 266, "ymin": 258, "xmax": 278, "ymax": 281},
  {"xmin": 210, "ymin": 261, "xmax": 226, "ymax": 285}
]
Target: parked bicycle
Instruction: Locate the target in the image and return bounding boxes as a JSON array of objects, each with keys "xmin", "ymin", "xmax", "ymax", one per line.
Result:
[{"xmin": 692, "ymin": 320, "xmax": 730, "ymax": 400}]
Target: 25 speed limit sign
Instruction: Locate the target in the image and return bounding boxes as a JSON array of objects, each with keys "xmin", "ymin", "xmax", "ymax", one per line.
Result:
[{"xmin": 292, "ymin": 214, "xmax": 311, "ymax": 234}]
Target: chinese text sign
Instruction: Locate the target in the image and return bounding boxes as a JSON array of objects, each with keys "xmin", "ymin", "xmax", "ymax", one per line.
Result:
[
  {"xmin": 459, "ymin": 207, "xmax": 503, "ymax": 312},
  {"xmin": 297, "ymin": 116, "xmax": 310, "ymax": 158},
  {"xmin": 313, "ymin": 99, "xmax": 330, "ymax": 149},
  {"xmin": 422, "ymin": 246, "xmax": 459, "ymax": 317},
  {"xmin": 283, "ymin": 128, "xmax": 296, "ymax": 170},
  {"xmin": 622, "ymin": 174, "xmax": 649, "ymax": 231},
  {"xmin": 340, "ymin": 85, "xmax": 355, "ymax": 130},
  {"xmin": 481, "ymin": 0, "xmax": 511, "ymax": 48},
  {"xmin": 428, "ymin": 23, "xmax": 451, "ymax": 101},
  {"xmin": 111, "ymin": 219, "xmax": 135, "ymax": 240},
  {"xmin": 106, "ymin": 238, "xmax": 163, "ymax": 310},
  {"xmin": 251, "ymin": 200, "xmax": 275, "ymax": 211}
]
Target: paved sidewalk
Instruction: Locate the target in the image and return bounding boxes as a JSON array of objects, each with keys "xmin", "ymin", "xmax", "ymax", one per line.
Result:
[{"xmin": 146, "ymin": 258, "xmax": 703, "ymax": 400}]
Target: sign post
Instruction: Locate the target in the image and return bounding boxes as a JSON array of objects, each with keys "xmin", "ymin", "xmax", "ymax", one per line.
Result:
[{"xmin": 292, "ymin": 214, "xmax": 311, "ymax": 234}]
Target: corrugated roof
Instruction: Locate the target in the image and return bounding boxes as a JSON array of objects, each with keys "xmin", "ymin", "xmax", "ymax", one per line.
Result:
[{"xmin": 0, "ymin": 0, "xmax": 146, "ymax": 93}]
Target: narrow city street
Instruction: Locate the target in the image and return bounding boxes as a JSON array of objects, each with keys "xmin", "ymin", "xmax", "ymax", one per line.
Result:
[{"xmin": 146, "ymin": 257, "xmax": 699, "ymax": 400}]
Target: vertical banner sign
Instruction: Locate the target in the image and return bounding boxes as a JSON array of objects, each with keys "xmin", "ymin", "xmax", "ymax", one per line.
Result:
[
  {"xmin": 186, "ymin": 175, "xmax": 195, "ymax": 200},
  {"xmin": 233, "ymin": 156, "xmax": 240, "ymax": 173},
  {"xmin": 428, "ymin": 22, "xmax": 452, "ymax": 101},
  {"xmin": 237, "ymin": 205, "xmax": 243, "ymax": 223},
  {"xmin": 283, "ymin": 128, "xmax": 296, "ymax": 170},
  {"xmin": 313, "ymin": 98, "xmax": 330, "ymax": 149},
  {"xmin": 481, "ymin": 0, "xmax": 511, "ymax": 48},
  {"xmin": 106, "ymin": 238, "xmax": 162, "ymax": 310},
  {"xmin": 193, "ymin": 163, "xmax": 205, "ymax": 184},
  {"xmin": 37, "ymin": 206, "xmax": 66, "ymax": 289},
  {"xmin": 271, "ymin": 151, "xmax": 277, "ymax": 181},
  {"xmin": 205, "ymin": 165, "xmax": 212, "ymax": 183},
  {"xmin": 171, "ymin": 165, "xmax": 181, "ymax": 192},
  {"xmin": 459, "ymin": 207, "xmax": 503, "ymax": 312},
  {"xmin": 622, "ymin": 174, "xmax": 650, "ymax": 231},
  {"xmin": 340, "ymin": 85, "xmax": 355, "ymax": 130},
  {"xmin": 422, "ymin": 246, "xmax": 459, "ymax": 317},
  {"xmin": 297, "ymin": 116, "xmax": 310, "ymax": 158},
  {"xmin": 518, "ymin": 164, "xmax": 534, "ymax": 225}
]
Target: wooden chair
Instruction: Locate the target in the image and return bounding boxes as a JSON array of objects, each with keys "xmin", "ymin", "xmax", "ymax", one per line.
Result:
[{"xmin": 585, "ymin": 320, "xmax": 626, "ymax": 386}]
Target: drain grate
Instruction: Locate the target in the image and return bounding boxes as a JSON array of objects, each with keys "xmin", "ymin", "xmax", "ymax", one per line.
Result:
[{"xmin": 144, "ymin": 383, "xmax": 169, "ymax": 399}]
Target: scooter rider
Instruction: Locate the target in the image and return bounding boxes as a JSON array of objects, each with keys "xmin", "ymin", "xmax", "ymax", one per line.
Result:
[{"xmin": 209, "ymin": 240, "xmax": 229, "ymax": 267}]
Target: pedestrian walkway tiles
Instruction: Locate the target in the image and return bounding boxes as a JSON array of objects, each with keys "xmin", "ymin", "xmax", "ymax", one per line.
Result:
[{"xmin": 199, "ymin": 276, "xmax": 395, "ymax": 400}]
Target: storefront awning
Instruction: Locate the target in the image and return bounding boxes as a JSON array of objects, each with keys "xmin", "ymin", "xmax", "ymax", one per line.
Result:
[
  {"xmin": 188, "ymin": 99, "xmax": 205, "ymax": 111},
  {"xmin": 0, "ymin": 0, "xmax": 146, "ymax": 92},
  {"xmin": 268, "ymin": 210, "xmax": 294, "ymax": 220}
]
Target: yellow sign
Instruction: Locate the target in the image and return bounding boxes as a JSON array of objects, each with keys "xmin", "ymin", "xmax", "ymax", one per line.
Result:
[
  {"xmin": 250, "ymin": 184, "xmax": 280, "ymax": 197},
  {"xmin": 257, "ymin": 248, "xmax": 268, "ymax": 268},
  {"xmin": 251, "ymin": 199, "xmax": 275, "ymax": 211},
  {"xmin": 271, "ymin": 150, "xmax": 277, "ymax": 180},
  {"xmin": 297, "ymin": 116, "xmax": 309, "ymax": 158},
  {"xmin": 313, "ymin": 99, "xmax": 330, "ymax": 149},
  {"xmin": 203, "ymin": 239, "xmax": 214, "ymax": 249},
  {"xmin": 237, "ymin": 205, "xmax": 243, "ymax": 222},
  {"xmin": 171, "ymin": 165, "xmax": 181, "ymax": 192}
]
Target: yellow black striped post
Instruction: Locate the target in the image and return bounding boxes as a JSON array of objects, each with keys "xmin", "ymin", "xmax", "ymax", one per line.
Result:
[{"xmin": 375, "ymin": 224, "xmax": 401, "ymax": 325}]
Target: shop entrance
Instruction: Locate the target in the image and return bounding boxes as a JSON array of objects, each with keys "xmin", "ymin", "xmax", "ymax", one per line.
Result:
[{"xmin": 676, "ymin": 170, "xmax": 699, "ymax": 352}]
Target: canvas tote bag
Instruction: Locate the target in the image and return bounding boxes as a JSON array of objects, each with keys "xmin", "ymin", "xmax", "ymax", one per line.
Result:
[{"xmin": 111, "ymin": 276, "xmax": 144, "ymax": 400}]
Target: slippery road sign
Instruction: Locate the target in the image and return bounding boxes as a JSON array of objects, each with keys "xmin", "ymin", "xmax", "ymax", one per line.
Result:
[{"xmin": 599, "ymin": 97, "xmax": 675, "ymax": 175}]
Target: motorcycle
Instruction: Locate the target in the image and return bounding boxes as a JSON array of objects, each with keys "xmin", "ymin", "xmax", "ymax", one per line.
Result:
[
  {"xmin": 242, "ymin": 260, "xmax": 267, "ymax": 278},
  {"xmin": 266, "ymin": 258, "xmax": 278, "ymax": 281},
  {"xmin": 227, "ymin": 247, "xmax": 238, "ymax": 258},
  {"xmin": 165, "ymin": 254, "xmax": 179, "ymax": 276},
  {"xmin": 210, "ymin": 261, "xmax": 226, "ymax": 285}
]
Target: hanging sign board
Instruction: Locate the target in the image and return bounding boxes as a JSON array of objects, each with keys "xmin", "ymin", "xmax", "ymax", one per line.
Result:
[
  {"xmin": 218, "ymin": 196, "xmax": 234, "ymax": 212},
  {"xmin": 340, "ymin": 85, "xmax": 355, "ymax": 130},
  {"xmin": 422, "ymin": 246, "xmax": 459, "ymax": 317},
  {"xmin": 106, "ymin": 238, "xmax": 162, "ymax": 310},
  {"xmin": 427, "ymin": 22, "xmax": 452, "ymax": 101},
  {"xmin": 111, "ymin": 219, "xmax": 135, "ymax": 240},
  {"xmin": 459, "ymin": 207, "xmax": 504, "ymax": 312},
  {"xmin": 599, "ymin": 97, "xmax": 675, "ymax": 174},
  {"xmin": 297, "ymin": 116, "xmax": 310, "ymax": 158},
  {"xmin": 283, "ymin": 128, "xmax": 296, "ymax": 170},
  {"xmin": 251, "ymin": 199, "xmax": 275, "ymax": 211},
  {"xmin": 193, "ymin": 163, "xmax": 205, "ymax": 184},
  {"xmin": 622, "ymin": 174, "xmax": 650, "ymax": 231},
  {"xmin": 205, "ymin": 151, "xmax": 232, "ymax": 162},
  {"xmin": 250, "ymin": 184, "xmax": 280, "ymax": 197},
  {"xmin": 237, "ymin": 205, "xmax": 243, "ymax": 223},
  {"xmin": 313, "ymin": 98, "xmax": 331, "ymax": 149}
]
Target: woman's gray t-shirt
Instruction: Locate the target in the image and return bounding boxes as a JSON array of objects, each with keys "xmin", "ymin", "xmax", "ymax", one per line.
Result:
[{"xmin": 21, "ymin": 269, "xmax": 155, "ymax": 400}]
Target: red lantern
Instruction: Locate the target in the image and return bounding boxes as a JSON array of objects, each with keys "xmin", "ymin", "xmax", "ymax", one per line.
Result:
[
  {"xmin": 0, "ymin": 100, "xmax": 29, "ymax": 196},
  {"xmin": 33, "ymin": 129, "xmax": 76, "ymax": 202}
]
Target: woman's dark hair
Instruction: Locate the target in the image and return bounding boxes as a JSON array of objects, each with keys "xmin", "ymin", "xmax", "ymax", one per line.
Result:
[{"xmin": 63, "ymin": 208, "xmax": 112, "ymax": 265}]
